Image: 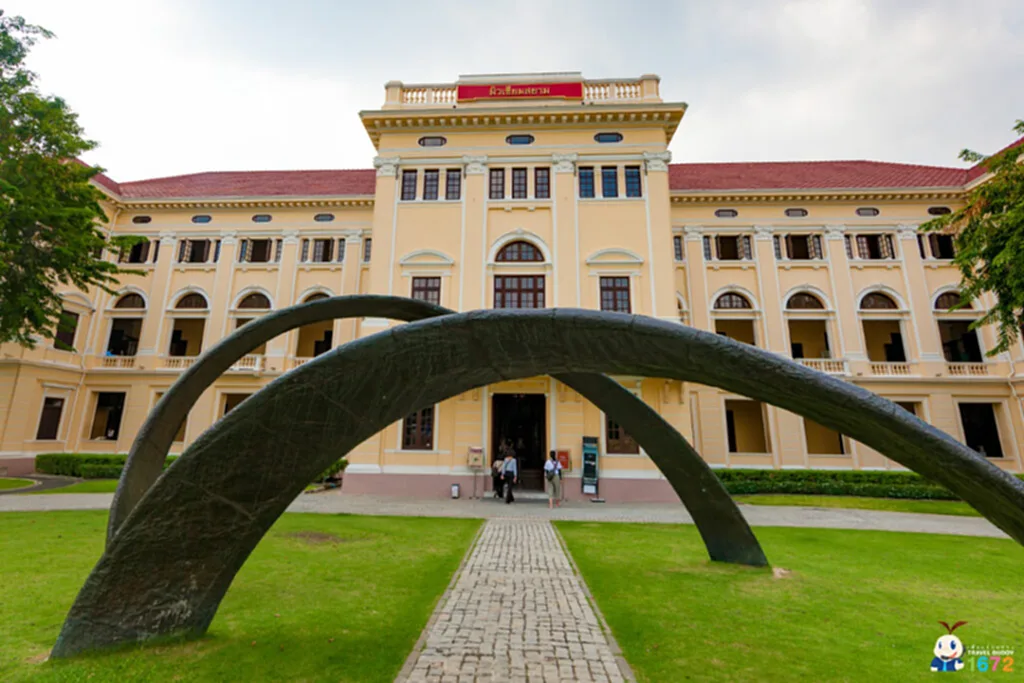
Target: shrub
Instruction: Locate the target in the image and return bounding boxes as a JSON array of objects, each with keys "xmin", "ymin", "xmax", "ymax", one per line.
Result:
[
  {"xmin": 316, "ymin": 457, "xmax": 348, "ymax": 482},
  {"xmin": 36, "ymin": 453, "xmax": 179, "ymax": 478},
  {"xmin": 79, "ymin": 464, "xmax": 125, "ymax": 479},
  {"xmin": 715, "ymin": 468, "xmax": 1024, "ymax": 500}
]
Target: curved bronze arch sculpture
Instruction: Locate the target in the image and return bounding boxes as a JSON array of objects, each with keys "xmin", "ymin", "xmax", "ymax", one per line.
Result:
[
  {"xmin": 54, "ymin": 309, "xmax": 1024, "ymax": 658},
  {"xmin": 110, "ymin": 295, "xmax": 767, "ymax": 567}
]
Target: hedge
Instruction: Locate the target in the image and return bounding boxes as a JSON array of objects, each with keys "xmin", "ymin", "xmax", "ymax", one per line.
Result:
[
  {"xmin": 715, "ymin": 468, "xmax": 1024, "ymax": 500},
  {"xmin": 36, "ymin": 453, "xmax": 178, "ymax": 478},
  {"xmin": 317, "ymin": 457, "xmax": 349, "ymax": 482}
]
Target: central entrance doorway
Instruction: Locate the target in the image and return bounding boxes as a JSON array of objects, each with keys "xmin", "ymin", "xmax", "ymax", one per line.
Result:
[{"xmin": 491, "ymin": 393, "xmax": 546, "ymax": 491}]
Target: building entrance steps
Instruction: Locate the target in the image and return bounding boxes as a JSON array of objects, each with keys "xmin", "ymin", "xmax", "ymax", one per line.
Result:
[{"xmin": 396, "ymin": 519, "xmax": 632, "ymax": 682}]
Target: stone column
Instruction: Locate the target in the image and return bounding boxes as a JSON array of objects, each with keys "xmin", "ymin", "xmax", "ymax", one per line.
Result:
[
  {"xmin": 823, "ymin": 225, "xmax": 866, "ymax": 373},
  {"xmin": 361, "ymin": 156, "xmax": 400, "ymax": 337},
  {"xmin": 460, "ymin": 155, "xmax": 489, "ymax": 311},
  {"xmin": 551, "ymin": 153, "xmax": 578, "ymax": 306},
  {"xmin": 643, "ymin": 151, "xmax": 676, "ymax": 321},
  {"xmin": 264, "ymin": 230, "xmax": 299, "ymax": 373},
  {"xmin": 682, "ymin": 225, "xmax": 710, "ymax": 331},
  {"xmin": 134, "ymin": 232, "xmax": 178, "ymax": 368},
  {"xmin": 334, "ymin": 231, "xmax": 365, "ymax": 347},
  {"xmin": 897, "ymin": 223, "xmax": 946, "ymax": 376}
]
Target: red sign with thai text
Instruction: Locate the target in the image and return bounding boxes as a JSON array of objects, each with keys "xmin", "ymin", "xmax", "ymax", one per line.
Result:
[
  {"xmin": 556, "ymin": 449, "xmax": 571, "ymax": 471},
  {"xmin": 457, "ymin": 82, "xmax": 583, "ymax": 102}
]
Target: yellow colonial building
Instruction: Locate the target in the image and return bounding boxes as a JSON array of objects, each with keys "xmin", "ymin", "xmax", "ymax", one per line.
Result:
[{"xmin": 2, "ymin": 72, "xmax": 1022, "ymax": 500}]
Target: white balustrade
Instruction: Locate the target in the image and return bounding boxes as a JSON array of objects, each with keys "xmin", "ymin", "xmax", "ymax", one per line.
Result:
[
  {"xmin": 869, "ymin": 362, "xmax": 913, "ymax": 376},
  {"xmin": 947, "ymin": 362, "xmax": 989, "ymax": 377},
  {"xmin": 797, "ymin": 358, "xmax": 848, "ymax": 375},
  {"xmin": 101, "ymin": 355, "xmax": 136, "ymax": 369},
  {"xmin": 231, "ymin": 354, "xmax": 263, "ymax": 372},
  {"xmin": 164, "ymin": 356, "xmax": 196, "ymax": 370}
]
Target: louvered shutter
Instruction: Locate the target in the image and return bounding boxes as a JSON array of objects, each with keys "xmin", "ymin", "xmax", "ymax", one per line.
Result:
[
  {"xmin": 880, "ymin": 235, "xmax": 894, "ymax": 259},
  {"xmin": 300, "ymin": 239, "xmax": 309, "ymax": 262},
  {"xmin": 238, "ymin": 239, "xmax": 249, "ymax": 263},
  {"xmin": 213, "ymin": 240, "xmax": 221, "ymax": 262},
  {"xmin": 811, "ymin": 235, "xmax": 823, "ymax": 259},
  {"xmin": 844, "ymin": 235, "xmax": 853, "ymax": 258},
  {"xmin": 313, "ymin": 240, "xmax": 325, "ymax": 262},
  {"xmin": 336, "ymin": 239, "xmax": 346, "ymax": 262},
  {"xmin": 740, "ymin": 236, "xmax": 753, "ymax": 260},
  {"xmin": 274, "ymin": 239, "xmax": 282, "ymax": 262},
  {"xmin": 178, "ymin": 240, "xmax": 188, "ymax": 262},
  {"xmin": 773, "ymin": 235, "xmax": 782, "ymax": 259},
  {"xmin": 702, "ymin": 236, "xmax": 712, "ymax": 260},
  {"xmin": 152, "ymin": 241, "xmax": 161, "ymax": 263},
  {"xmin": 856, "ymin": 235, "xmax": 870, "ymax": 259}
]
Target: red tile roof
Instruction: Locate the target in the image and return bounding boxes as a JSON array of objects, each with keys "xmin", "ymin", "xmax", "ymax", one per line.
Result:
[
  {"xmin": 667, "ymin": 160, "xmax": 969, "ymax": 192},
  {"xmin": 965, "ymin": 136, "xmax": 1024, "ymax": 183},
  {"xmin": 113, "ymin": 169, "xmax": 377, "ymax": 199}
]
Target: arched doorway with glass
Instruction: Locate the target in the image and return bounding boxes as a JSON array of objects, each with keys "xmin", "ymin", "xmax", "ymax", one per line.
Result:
[
  {"xmin": 165, "ymin": 291, "xmax": 209, "ymax": 369},
  {"xmin": 231, "ymin": 291, "xmax": 273, "ymax": 371},
  {"xmin": 292, "ymin": 292, "xmax": 334, "ymax": 369}
]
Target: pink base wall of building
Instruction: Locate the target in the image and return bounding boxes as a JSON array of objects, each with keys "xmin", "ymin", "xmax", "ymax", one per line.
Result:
[
  {"xmin": 342, "ymin": 472, "xmax": 682, "ymax": 503},
  {"xmin": 0, "ymin": 457, "xmax": 36, "ymax": 477}
]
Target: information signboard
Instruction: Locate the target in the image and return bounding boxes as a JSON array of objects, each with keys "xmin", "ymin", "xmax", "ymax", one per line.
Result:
[{"xmin": 581, "ymin": 437, "xmax": 599, "ymax": 495}]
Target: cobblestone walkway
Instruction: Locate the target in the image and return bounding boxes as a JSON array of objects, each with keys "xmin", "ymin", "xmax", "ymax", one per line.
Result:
[{"xmin": 398, "ymin": 519, "xmax": 630, "ymax": 683}]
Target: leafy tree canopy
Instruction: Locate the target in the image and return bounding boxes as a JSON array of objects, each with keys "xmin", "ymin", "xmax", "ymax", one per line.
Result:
[
  {"xmin": 0, "ymin": 11, "xmax": 141, "ymax": 348},
  {"xmin": 923, "ymin": 121, "xmax": 1024, "ymax": 356}
]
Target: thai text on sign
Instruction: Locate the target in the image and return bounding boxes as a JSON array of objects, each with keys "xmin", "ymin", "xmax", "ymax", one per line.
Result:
[{"xmin": 457, "ymin": 82, "xmax": 584, "ymax": 102}]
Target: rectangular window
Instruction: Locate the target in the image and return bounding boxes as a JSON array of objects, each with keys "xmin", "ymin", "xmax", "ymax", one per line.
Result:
[
  {"xmin": 606, "ymin": 415, "xmax": 639, "ymax": 454},
  {"xmin": 958, "ymin": 403, "xmax": 1004, "ymax": 458},
  {"xmin": 489, "ymin": 168, "xmax": 505, "ymax": 199},
  {"xmin": 601, "ymin": 166, "xmax": 618, "ymax": 198},
  {"xmin": 402, "ymin": 406, "xmax": 434, "ymax": 450},
  {"xmin": 534, "ymin": 167, "xmax": 550, "ymax": 199},
  {"xmin": 89, "ymin": 391, "xmax": 126, "ymax": 440},
  {"xmin": 599, "ymin": 276, "xmax": 631, "ymax": 313},
  {"xmin": 336, "ymin": 239, "xmax": 346, "ymax": 262},
  {"xmin": 673, "ymin": 235, "xmax": 684, "ymax": 262},
  {"xmin": 724, "ymin": 399, "xmax": 769, "ymax": 454},
  {"xmin": 939, "ymin": 320, "xmax": 983, "ymax": 362},
  {"xmin": 512, "ymin": 168, "xmax": 527, "ymax": 199},
  {"xmin": 853, "ymin": 234, "xmax": 895, "ymax": 260},
  {"xmin": 363, "ymin": 238, "xmax": 372, "ymax": 262},
  {"xmin": 494, "ymin": 275, "xmax": 545, "ymax": 309},
  {"xmin": 578, "ymin": 167, "xmax": 595, "ymax": 198},
  {"xmin": 274, "ymin": 239, "xmax": 282, "ymax": 262},
  {"xmin": 445, "ymin": 169, "xmax": 461, "ymax": 200},
  {"xmin": 311, "ymin": 238, "xmax": 333, "ymax": 263},
  {"xmin": 423, "ymin": 169, "xmax": 439, "ymax": 200},
  {"xmin": 179, "ymin": 239, "xmax": 211, "ymax": 264},
  {"xmin": 773, "ymin": 235, "xmax": 783, "ymax": 259},
  {"xmin": 300, "ymin": 239, "xmax": 310, "ymax": 262},
  {"xmin": 401, "ymin": 170, "xmax": 418, "ymax": 201},
  {"xmin": 222, "ymin": 393, "xmax": 251, "ymax": 417},
  {"xmin": 929, "ymin": 234, "xmax": 956, "ymax": 259},
  {"xmin": 106, "ymin": 318, "xmax": 142, "ymax": 356},
  {"xmin": 121, "ymin": 240, "xmax": 151, "ymax": 264},
  {"xmin": 702, "ymin": 236, "xmax": 713, "ymax": 260},
  {"xmin": 244, "ymin": 239, "xmax": 272, "ymax": 263},
  {"xmin": 54, "ymin": 310, "xmax": 79, "ymax": 351},
  {"xmin": 411, "ymin": 276, "xmax": 441, "ymax": 305},
  {"xmin": 624, "ymin": 166, "xmax": 642, "ymax": 197},
  {"xmin": 36, "ymin": 397, "xmax": 65, "ymax": 440},
  {"xmin": 784, "ymin": 235, "xmax": 822, "ymax": 260},
  {"xmin": 715, "ymin": 235, "xmax": 751, "ymax": 260},
  {"xmin": 844, "ymin": 235, "xmax": 854, "ymax": 259}
]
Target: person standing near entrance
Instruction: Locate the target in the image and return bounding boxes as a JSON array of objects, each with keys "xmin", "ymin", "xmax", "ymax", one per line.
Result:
[
  {"xmin": 491, "ymin": 455, "xmax": 504, "ymax": 499},
  {"xmin": 544, "ymin": 452, "xmax": 563, "ymax": 509},
  {"xmin": 501, "ymin": 448, "xmax": 518, "ymax": 504}
]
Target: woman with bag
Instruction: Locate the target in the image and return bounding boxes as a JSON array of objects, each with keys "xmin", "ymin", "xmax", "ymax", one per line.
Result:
[{"xmin": 544, "ymin": 452, "xmax": 563, "ymax": 509}]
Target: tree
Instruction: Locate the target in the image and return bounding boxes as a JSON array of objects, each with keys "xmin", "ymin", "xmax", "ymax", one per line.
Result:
[
  {"xmin": 0, "ymin": 11, "xmax": 141, "ymax": 348},
  {"xmin": 923, "ymin": 120, "xmax": 1024, "ymax": 356}
]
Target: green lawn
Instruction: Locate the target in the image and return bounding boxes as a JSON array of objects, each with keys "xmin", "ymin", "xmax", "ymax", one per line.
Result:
[
  {"xmin": 0, "ymin": 511, "xmax": 480, "ymax": 682},
  {"xmin": 0, "ymin": 477, "xmax": 35, "ymax": 491},
  {"xmin": 558, "ymin": 522, "xmax": 1024, "ymax": 682},
  {"xmin": 28, "ymin": 479, "xmax": 119, "ymax": 494},
  {"xmin": 733, "ymin": 494, "xmax": 980, "ymax": 517}
]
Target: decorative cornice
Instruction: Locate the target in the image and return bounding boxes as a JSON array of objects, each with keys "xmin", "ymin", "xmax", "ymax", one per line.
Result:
[
  {"xmin": 682, "ymin": 224, "xmax": 704, "ymax": 241},
  {"xmin": 462, "ymin": 155, "xmax": 488, "ymax": 175},
  {"xmin": 643, "ymin": 151, "xmax": 672, "ymax": 173},
  {"xmin": 113, "ymin": 197, "xmax": 374, "ymax": 210},
  {"xmin": 670, "ymin": 189, "xmax": 965, "ymax": 204},
  {"xmin": 373, "ymin": 156, "xmax": 400, "ymax": 177},
  {"xmin": 824, "ymin": 224, "xmax": 845, "ymax": 240},
  {"xmin": 552, "ymin": 153, "xmax": 578, "ymax": 173}
]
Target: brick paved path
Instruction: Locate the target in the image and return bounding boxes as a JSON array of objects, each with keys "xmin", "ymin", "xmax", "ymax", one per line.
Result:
[{"xmin": 398, "ymin": 519, "xmax": 630, "ymax": 683}]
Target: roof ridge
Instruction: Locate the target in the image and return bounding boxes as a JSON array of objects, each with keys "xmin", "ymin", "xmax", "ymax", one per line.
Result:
[{"xmin": 118, "ymin": 167, "xmax": 374, "ymax": 186}]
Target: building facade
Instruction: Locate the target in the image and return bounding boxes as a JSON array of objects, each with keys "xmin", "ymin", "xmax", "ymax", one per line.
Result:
[{"xmin": 2, "ymin": 72, "xmax": 1022, "ymax": 499}]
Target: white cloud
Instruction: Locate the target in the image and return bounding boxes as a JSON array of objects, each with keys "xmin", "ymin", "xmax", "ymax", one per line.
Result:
[{"xmin": 7, "ymin": 0, "xmax": 1023, "ymax": 180}]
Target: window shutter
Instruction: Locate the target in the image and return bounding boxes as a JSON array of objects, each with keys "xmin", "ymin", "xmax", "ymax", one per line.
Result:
[
  {"xmin": 856, "ymin": 235, "xmax": 870, "ymax": 259},
  {"xmin": 274, "ymin": 239, "xmax": 282, "ymax": 262},
  {"xmin": 811, "ymin": 235, "xmax": 823, "ymax": 259},
  {"xmin": 740, "ymin": 235, "xmax": 752, "ymax": 260},
  {"xmin": 152, "ymin": 240, "xmax": 161, "ymax": 263},
  {"xmin": 702, "ymin": 236, "xmax": 712, "ymax": 260},
  {"xmin": 213, "ymin": 240, "xmax": 221, "ymax": 263},
  {"xmin": 300, "ymin": 239, "xmax": 309, "ymax": 262},
  {"xmin": 928, "ymin": 234, "xmax": 940, "ymax": 259},
  {"xmin": 237, "ymin": 239, "xmax": 248, "ymax": 262},
  {"xmin": 773, "ymin": 235, "xmax": 782, "ymax": 259},
  {"xmin": 881, "ymin": 235, "xmax": 894, "ymax": 259},
  {"xmin": 178, "ymin": 240, "xmax": 188, "ymax": 262},
  {"xmin": 918, "ymin": 234, "xmax": 927, "ymax": 258},
  {"xmin": 313, "ymin": 239, "xmax": 324, "ymax": 262},
  {"xmin": 336, "ymin": 239, "xmax": 346, "ymax": 262},
  {"xmin": 324, "ymin": 239, "xmax": 333, "ymax": 262},
  {"xmin": 844, "ymin": 235, "xmax": 853, "ymax": 259}
]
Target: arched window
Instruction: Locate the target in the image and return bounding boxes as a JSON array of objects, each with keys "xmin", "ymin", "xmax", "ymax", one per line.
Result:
[
  {"xmin": 176, "ymin": 293, "xmax": 208, "ymax": 309},
  {"xmin": 860, "ymin": 292, "xmax": 898, "ymax": 310},
  {"xmin": 114, "ymin": 293, "xmax": 145, "ymax": 309},
  {"xmin": 935, "ymin": 292, "xmax": 970, "ymax": 310},
  {"xmin": 304, "ymin": 292, "xmax": 330, "ymax": 303},
  {"xmin": 237, "ymin": 293, "xmax": 271, "ymax": 309},
  {"xmin": 495, "ymin": 240, "xmax": 544, "ymax": 262},
  {"xmin": 714, "ymin": 293, "xmax": 752, "ymax": 310},
  {"xmin": 787, "ymin": 293, "xmax": 825, "ymax": 310}
]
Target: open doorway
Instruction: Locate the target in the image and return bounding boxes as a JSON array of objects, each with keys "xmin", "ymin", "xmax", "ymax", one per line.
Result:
[{"xmin": 491, "ymin": 393, "xmax": 546, "ymax": 490}]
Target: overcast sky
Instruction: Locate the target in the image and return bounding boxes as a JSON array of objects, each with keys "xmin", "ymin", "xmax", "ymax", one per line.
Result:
[{"xmin": 8, "ymin": 0, "xmax": 1023, "ymax": 182}]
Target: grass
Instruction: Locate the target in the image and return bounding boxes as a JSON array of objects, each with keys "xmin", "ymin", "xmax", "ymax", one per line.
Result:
[
  {"xmin": 733, "ymin": 494, "xmax": 980, "ymax": 517},
  {"xmin": 558, "ymin": 522, "xmax": 1024, "ymax": 682},
  {"xmin": 0, "ymin": 477, "xmax": 35, "ymax": 491},
  {"xmin": 0, "ymin": 511, "xmax": 481, "ymax": 682},
  {"xmin": 27, "ymin": 479, "xmax": 120, "ymax": 494}
]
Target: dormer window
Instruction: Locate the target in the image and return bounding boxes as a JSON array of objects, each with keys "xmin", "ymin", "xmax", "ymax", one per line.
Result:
[
  {"xmin": 418, "ymin": 136, "xmax": 447, "ymax": 147},
  {"xmin": 506, "ymin": 134, "xmax": 535, "ymax": 145},
  {"xmin": 594, "ymin": 132, "xmax": 623, "ymax": 143}
]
